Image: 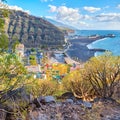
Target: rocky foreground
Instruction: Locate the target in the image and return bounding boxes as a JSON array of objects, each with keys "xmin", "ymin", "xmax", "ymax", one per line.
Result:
[
  {"xmin": 0, "ymin": 88, "xmax": 120, "ymax": 120},
  {"xmin": 27, "ymin": 97, "xmax": 120, "ymax": 120}
]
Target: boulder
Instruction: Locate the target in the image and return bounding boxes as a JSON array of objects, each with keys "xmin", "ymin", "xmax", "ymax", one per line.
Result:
[
  {"xmin": 0, "ymin": 87, "xmax": 33, "ymax": 113},
  {"xmin": 83, "ymin": 101, "xmax": 92, "ymax": 109},
  {"xmin": 33, "ymin": 96, "xmax": 55, "ymax": 107},
  {"xmin": 61, "ymin": 92, "xmax": 75, "ymax": 99},
  {"xmin": 1, "ymin": 87, "xmax": 33, "ymax": 105},
  {"xmin": 76, "ymin": 99, "xmax": 83, "ymax": 105},
  {"xmin": 66, "ymin": 99, "xmax": 74, "ymax": 104},
  {"xmin": 44, "ymin": 96, "xmax": 56, "ymax": 103}
]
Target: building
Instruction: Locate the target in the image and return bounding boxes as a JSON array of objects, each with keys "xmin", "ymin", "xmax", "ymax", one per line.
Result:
[{"xmin": 25, "ymin": 65, "xmax": 41, "ymax": 73}]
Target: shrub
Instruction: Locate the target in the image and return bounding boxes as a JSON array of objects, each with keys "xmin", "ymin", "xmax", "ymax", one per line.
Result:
[
  {"xmin": 84, "ymin": 54, "xmax": 120, "ymax": 98},
  {"xmin": 62, "ymin": 69, "xmax": 93, "ymax": 100},
  {"xmin": 27, "ymin": 79, "xmax": 59, "ymax": 97}
]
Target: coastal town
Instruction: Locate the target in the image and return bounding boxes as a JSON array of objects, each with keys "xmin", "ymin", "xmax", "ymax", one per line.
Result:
[{"xmin": 15, "ymin": 43, "xmax": 83, "ymax": 81}]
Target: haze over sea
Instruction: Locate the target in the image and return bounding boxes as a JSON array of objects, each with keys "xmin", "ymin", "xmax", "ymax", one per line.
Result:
[{"xmin": 76, "ymin": 30, "xmax": 120, "ymax": 56}]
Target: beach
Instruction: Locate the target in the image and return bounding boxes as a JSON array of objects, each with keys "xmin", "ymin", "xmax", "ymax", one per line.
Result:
[{"xmin": 66, "ymin": 36, "xmax": 106, "ymax": 62}]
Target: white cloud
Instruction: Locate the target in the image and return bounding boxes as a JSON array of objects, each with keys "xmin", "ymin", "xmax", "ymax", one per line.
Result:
[
  {"xmin": 95, "ymin": 13, "xmax": 120, "ymax": 22},
  {"xmin": 48, "ymin": 5, "xmax": 57, "ymax": 12},
  {"xmin": 0, "ymin": 3, "xmax": 30, "ymax": 14},
  {"xmin": 83, "ymin": 6, "xmax": 101, "ymax": 13},
  {"xmin": 56, "ymin": 6, "xmax": 80, "ymax": 21},
  {"xmin": 48, "ymin": 5, "xmax": 90, "ymax": 29},
  {"xmin": 82, "ymin": 14, "xmax": 92, "ymax": 20},
  {"xmin": 48, "ymin": 5, "xmax": 120, "ymax": 29},
  {"xmin": 8, "ymin": 5, "xmax": 30, "ymax": 14},
  {"xmin": 49, "ymin": 5, "xmax": 81, "ymax": 20}
]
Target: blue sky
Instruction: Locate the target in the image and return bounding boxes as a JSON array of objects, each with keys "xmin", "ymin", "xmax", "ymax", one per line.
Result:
[{"xmin": 3, "ymin": 0, "xmax": 120, "ymax": 29}]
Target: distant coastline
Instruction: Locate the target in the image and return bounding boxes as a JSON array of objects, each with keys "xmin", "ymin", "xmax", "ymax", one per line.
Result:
[{"xmin": 64, "ymin": 29, "xmax": 120, "ymax": 62}]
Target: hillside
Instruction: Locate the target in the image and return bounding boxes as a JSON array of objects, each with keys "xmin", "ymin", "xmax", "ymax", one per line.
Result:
[{"xmin": 3, "ymin": 10, "xmax": 65, "ymax": 48}]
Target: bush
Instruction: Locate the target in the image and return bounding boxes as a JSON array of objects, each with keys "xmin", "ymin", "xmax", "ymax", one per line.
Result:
[
  {"xmin": 84, "ymin": 54, "xmax": 120, "ymax": 98},
  {"xmin": 62, "ymin": 69, "xmax": 93, "ymax": 100},
  {"xmin": 27, "ymin": 79, "xmax": 59, "ymax": 97}
]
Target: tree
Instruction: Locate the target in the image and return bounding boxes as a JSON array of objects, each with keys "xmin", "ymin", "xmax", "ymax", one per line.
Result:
[
  {"xmin": 0, "ymin": 53, "xmax": 27, "ymax": 103},
  {"xmin": 84, "ymin": 54, "xmax": 120, "ymax": 98}
]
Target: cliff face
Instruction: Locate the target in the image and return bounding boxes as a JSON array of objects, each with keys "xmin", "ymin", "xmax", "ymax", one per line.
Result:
[{"xmin": 5, "ymin": 10, "xmax": 65, "ymax": 48}]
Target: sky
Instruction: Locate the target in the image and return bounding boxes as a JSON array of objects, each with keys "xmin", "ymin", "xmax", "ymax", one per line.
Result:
[{"xmin": 2, "ymin": 0, "xmax": 120, "ymax": 30}]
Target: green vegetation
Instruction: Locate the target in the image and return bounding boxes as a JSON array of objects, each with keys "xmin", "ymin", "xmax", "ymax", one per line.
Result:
[
  {"xmin": 0, "ymin": 53, "xmax": 27, "ymax": 103},
  {"xmin": 63, "ymin": 53, "xmax": 120, "ymax": 100},
  {"xmin": 0, "ymin": 33, "xmax": 9, "ymax": 53},
  {"xmin": 29, "ymin": 79, "xmax": 59, "ymax": 97},
  {"xmin": 29, "ymin": 55, "xmax": 37, "ymax": 65},
  {"xmin": 62, "ymin": 69, "xmax": 93, "ymax": 100},
  {"xmin": 31, "ymin": 48, "xmax": 36, "ymax": 52},
  {"xmin": 0, "ymin": 5, "xmax": 9, "ymax": 53},
  {"xmin": 84, "ymin": 53, "xmax": 120, "ymax": 98}
]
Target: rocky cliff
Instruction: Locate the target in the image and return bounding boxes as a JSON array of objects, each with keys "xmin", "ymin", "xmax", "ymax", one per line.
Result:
[{"xmin": 4, "ymin": 10, "xmax": 65, "ymax": 48}]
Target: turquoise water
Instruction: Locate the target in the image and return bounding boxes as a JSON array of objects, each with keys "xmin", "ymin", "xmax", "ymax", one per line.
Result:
[{"xmin": 76, "ymin": 30, "xmax": 120, "ymax": 56}]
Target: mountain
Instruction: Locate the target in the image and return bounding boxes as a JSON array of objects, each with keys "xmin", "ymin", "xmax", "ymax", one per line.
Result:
[
  {"xmin": 2, "ymin": 10, "xmax": 65, "ymax": 48},
  {"xmin": 43, "ymin": 17, "xmax": 76, "ymax": 34},
  {"xmin": 44, "ymin": 17, "xmax": 76, "ymax": 29}
]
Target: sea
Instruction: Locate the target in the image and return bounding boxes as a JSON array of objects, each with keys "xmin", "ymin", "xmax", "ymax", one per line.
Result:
[{"xmin": 69, "ymin": 30, "xmax": 120, "ymax": 57}]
